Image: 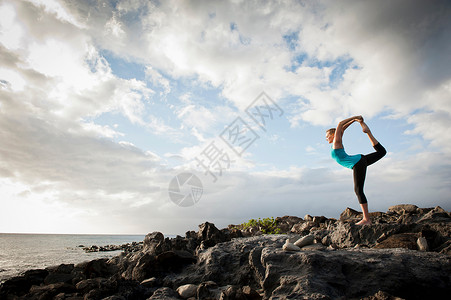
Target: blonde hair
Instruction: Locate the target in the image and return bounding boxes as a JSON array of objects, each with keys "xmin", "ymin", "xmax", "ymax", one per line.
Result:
[{"xmin": 326, "ymin": 128, "xmax": 336, "ymax": 135}]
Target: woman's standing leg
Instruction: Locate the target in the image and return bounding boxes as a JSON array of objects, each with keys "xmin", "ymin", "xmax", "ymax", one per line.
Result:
[
  {"xmin": 354, "ymin": 121, "xmax": 386, "ymax": 225},
  {"xmin": 353, "ymin": 158, "xmax": 371, "ymax": 225}
]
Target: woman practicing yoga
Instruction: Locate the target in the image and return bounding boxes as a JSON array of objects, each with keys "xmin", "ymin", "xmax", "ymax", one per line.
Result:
[{"xmin": 326, "ymin": 116, "xmax": 386, "ymax": 225}]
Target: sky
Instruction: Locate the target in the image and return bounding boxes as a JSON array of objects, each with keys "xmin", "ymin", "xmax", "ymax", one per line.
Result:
[{"xmin": 0, "ymin": 0, "xmax": 450, "ymax": 235}]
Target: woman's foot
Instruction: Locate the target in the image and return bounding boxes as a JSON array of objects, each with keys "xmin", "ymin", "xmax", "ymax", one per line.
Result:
[
  {"xmin": 356, "ymin": 219, "xmax": 372, "ymax": 226},
  {"xmin": 360, "ymin": 122, "xmax": 371, "ymax": 134}
]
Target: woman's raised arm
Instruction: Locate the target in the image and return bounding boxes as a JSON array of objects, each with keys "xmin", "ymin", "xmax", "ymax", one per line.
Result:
[{"xmin": 333, "ymin": 115, "xmax": 362, "ymax": 148}]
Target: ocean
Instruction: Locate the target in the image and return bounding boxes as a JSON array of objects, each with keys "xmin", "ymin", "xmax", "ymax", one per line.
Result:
[{"xmin": 0, "ymin": 233, "xmax": 147, "ymax": 284}]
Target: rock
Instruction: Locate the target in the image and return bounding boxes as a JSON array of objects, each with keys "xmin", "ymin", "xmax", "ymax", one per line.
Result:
[
  {"xmin": 102, "ymin": 296, "xmax": 126, "ymax": 300},
  {"xmin": 197, "ymin": 222, "xmax": 229, "ymax": 248},
  {"xmin": 374, "ymin": 233, "xmax": 418, "ymax": 250},
  {"xmin": 362, "ymin": 290, "xmax": 406, "ymax": 300},
  {"xmin": 241, "ymin": 285, "xmax": 262, "ymax": 300},
  {"xmin": 23, "ymin": 269, "xmax": 49, "ymax": 286},
  {"xmin": 418, "ymin": 206, "xmax": 450, "ymax": 223},
  {"xmin": 439, "ymin": 242, "xmax": 451, "ymax": 255},
  {"xmin": 282, "ymin": 239, "xmax": 300, "ymax": 251},
  {"xmin": 313, "ymin": 216, "xmax": 327, "ymax": 225},
  {"xmin": 340, "ymin": 207, "xmax": 361, "ymax": 221},
  {"xmin": 143, "ymin": 232, "xmax": 166, "ymax": 255},
  {"xmin": 196, "ymin": 281, "xmax": 219, "ymax": 299},
  {"xmin": 131, "ymin": 250, "xmax": 196, "ymax": 281},
  {"xmin": 176, "ymin": 283, "xmax": 197, "ymax": 298},
  {"xmin": 291, "ymin": 221, "xmax": 315, "ymax": 234},
  {"xmin": 293, "ymin": 234, "xmax": 315, "ymax": 248},
  {"xmin": 328, "ymin": 222, "xmax": 403, "ymax": 248},
  {"xmin": 82, "ymin": 258, "xmax": 117, "ymax": 278},
  {"xmin": 28, "ymin": 282, "xmax": 76, "ymax": 299},
  {"xmin": 1, "ymin": 206, "xmax": 450, "ymax": 300},
  {"xmin": 0, "ymin": 276, "xmax": 32, "ymax": 297},
  {"xmin": 301, "ymin": 243, "xmax": 326, "ymax": 251},
  {"xmin": 304, "ymin": 214, "xmax": 313, "ymax": 221},
  {"xmin": 148, "ymin": 287, "xmax": 179, "ymax": 299},
  {"xmin": 388, "ymin": 204, "xmax": 418, "ymax": 214},
  {"xmin": 219, "ymin": 285, "xmax": 246, "ymax": 300},
  {"xmin": 140, "ymin": 277, "xmax": 158, "ymax": 288},
  {"xmin": 44, "ymin": 272, "xmax": 75, "ymax": 285},
  {"xmin": 275, "ymin": 216, "xmax": 304, "ymax": 233},
  {"xmin": 75, "ymin": 278, "xmax": 103, "ymax": 293},
  {"xmin": 260, "ymin": 247, "xmax": 450, "ymax": 299},
  {"xmin": 417, "ymin": 237, "xmax": 429, "ymax": 251}
]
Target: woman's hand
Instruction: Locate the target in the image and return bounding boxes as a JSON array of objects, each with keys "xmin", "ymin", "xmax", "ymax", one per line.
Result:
[{"xmin": 356, "ymin": 115, "xmax": 364, "ymax": 123}]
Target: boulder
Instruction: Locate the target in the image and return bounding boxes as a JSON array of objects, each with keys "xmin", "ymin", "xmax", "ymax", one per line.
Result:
[
  {"xmin": 28, "ymin": 282, "xmax": 76, "ymax": 299},
  {"xmin": 143, "ymin": 232, "xmax": 166, "ymax": 255},
  {"xmin": 259, "ymin": 245, "xmax": 451, "ymax": 299},
  {"xmin": 44, "ymin": 272, "xmax": 75, "ymax": 285},
  {"xmin": 241, "ymin": 285, "xmax": 262, "ymax": 300},
  {"xmin": 301, "ymin": 243, "xmax": 326, "ymax": 251},
  {"xmin": 362, "ymin": 290, "xmax": 406, "ymax": 300},
  {"xmin": 418, "ymin": 206, "xmax": 450, "ymax": 223},
  {"xmin": 23, "ymin": 269, "xmax": 49, "ymax": 286},
  {"xmin": 374, "ymin": 233, "xmax": 418, "ymax": 250},
  {"xmin": 417, "ymin": 237, "xmax": 429, "ymax": 251},
  {"xmin": 131, "ymin": 250, "xmax": 196, "ymax": 282},
  {"xmin": 0, "ymin": 276, "xmax": 32, "ymax": 297},
  {"xmin": 304, "ymin": 214, "xmax": 313, "ymax": 221},
  {"xmin": 196, "ymin": 281, "xmax": 219, "ymax": 299},
  {"xmin": 197, "ymin": 222, "xmax": 229, "ymax": 248},
  {"xmin": 282, "ymin": 239, "xmax": 300, "ymax": 251},
  {"xmin": 340, "ymin": 207, "xmax": 362, "ymax": 221},
  {"xmin": 293, "ymin": 234, "xmax": 315, "ymax": 248},
  {"xmin": 75, "ymin": 278, "xmax": 104, "ymax": 293},
  {"xmin": 148, "ymin": 287, "xmax": 179, "ymax": 299},
  {"xmin": 275, "ymin": 216, "xmax": 304, "ymax": 233},
  {"xmin": 291, "ymin": 221, "xmax": 315, "ymax": 234},
  {"xmin": 388, "ymin": 204, "xmax": 418, "ymax": 214},
  {"xmin": 140, "ymin": 277, "xmax": 158, "ymax": 288},
  {"xmin": 82, "ymin": 258, "xmax": 117, "ymax": 278},
  {"xmin": 176, "ymin": 283, "xmax": 197, "ymax": 298},
  {"xmin": 328, "ymin": 222, "xmax": 403, "ymax": 248}
]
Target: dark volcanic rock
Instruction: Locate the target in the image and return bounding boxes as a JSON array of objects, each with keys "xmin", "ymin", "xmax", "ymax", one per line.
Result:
[
  {"xmin": 197, "ymin": 221, "xmax": 230, "ymax": 249},
  {"xmin": 373, "ymin": 233, "xmax": 419, "ymax": 250},
  {"xmin": 167, "ymin": 235, "xmax": 451, "ymax": 299},
  {"xmin": 148, "ymin": 286, "xmax": 179, "ymax": 299},
  {"xmin": 1, "ymin": 204, "xmax": 450, "ymax": 300}
]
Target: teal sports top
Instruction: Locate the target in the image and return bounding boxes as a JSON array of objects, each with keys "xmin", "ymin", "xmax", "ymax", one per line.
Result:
[{"xmin": 331, "ymin": 147, "xmax": 362, "ymax": 169}]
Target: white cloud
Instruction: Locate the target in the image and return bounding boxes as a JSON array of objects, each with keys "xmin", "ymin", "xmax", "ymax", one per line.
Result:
[
  {"xmin": 0, "ymin": 3, "xmax": 25, "ymax": 50},
  {"xmin": 1, "ymin": 0, "xmax": 450, "ymax": 234},
  {"xmin": 25, "ymin": 0, "xmax": 85, "ymax": 28}
]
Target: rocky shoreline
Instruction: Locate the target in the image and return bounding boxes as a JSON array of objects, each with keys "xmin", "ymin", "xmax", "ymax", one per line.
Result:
[
  {"xmin": 80, "ymin": 242, "xmax": 143, "ymax": 253},
  {"xmin": 1, "ymin": 204, "xmax": 450, "ymax": 299}
]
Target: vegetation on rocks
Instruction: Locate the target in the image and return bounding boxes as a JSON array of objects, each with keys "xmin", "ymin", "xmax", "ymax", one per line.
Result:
[{"xmin": 234, "ymin": 217, "xmax": 282, "ymax": 235}]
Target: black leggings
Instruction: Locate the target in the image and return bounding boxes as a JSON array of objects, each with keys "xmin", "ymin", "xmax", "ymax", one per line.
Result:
[{"xmin": 352, "ymin": 143, "xmax": 387, "ymax": 204}]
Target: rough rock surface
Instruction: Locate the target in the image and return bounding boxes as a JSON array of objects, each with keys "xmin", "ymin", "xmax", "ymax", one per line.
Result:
[{"xmin": 1, "ymin": 205, "xmax": 450, "ymax": 299}]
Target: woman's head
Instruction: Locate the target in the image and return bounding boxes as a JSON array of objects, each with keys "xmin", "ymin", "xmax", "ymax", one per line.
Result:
[{"xmin": 326, "ymin": 128, "xmax": 335, "ymax": 144}]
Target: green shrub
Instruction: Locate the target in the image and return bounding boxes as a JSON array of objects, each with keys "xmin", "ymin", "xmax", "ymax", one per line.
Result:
[{"xmin": 238, "ymin": 217, "xmax": 282, "ymax": 234}]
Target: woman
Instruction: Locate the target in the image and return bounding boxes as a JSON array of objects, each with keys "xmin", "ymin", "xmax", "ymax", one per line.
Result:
[{"xmin": 326, "ymin": 116, "xmax": 386, "ymax": 225}]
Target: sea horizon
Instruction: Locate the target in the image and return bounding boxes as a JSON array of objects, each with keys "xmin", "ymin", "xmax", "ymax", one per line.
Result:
[{"xmin": 0, "ymin": 233, "xmax": 155, "ymax": 283}]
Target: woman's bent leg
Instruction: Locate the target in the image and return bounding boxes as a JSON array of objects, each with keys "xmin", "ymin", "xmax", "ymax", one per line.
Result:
[{"xmin": 365, "ymin": 143, "xmax": 387, "ymax": 166}]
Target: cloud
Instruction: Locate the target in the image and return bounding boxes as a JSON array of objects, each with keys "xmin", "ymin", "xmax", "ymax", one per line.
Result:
[
  {"xmin": 1, "ymin": 0, "xmax": 450, "ymax": 234},
  {"xmin": 60, "ymin": 0, "xmax": 451, "ymax": 147}
]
